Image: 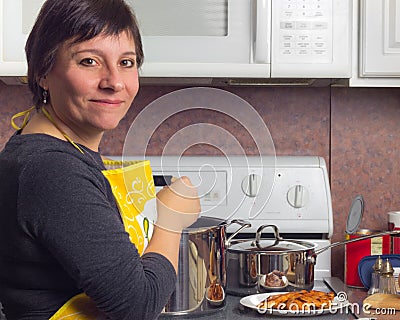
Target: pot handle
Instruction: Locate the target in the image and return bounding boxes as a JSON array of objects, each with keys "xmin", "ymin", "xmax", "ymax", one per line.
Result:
[
  {"xmin": 254, "ymin": 224, "xmax": 283, "ymax": 248},
  {"xmin": 315, "ymin": 230, "xmax": 400, "ymax": 255},
  {"xmin": 225, "ymin": 219, "xmax": 251, "ymax": 246}
]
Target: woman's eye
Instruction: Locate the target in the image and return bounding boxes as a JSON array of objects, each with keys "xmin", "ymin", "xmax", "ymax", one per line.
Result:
[
  {"xmin": 80, "ymin": 58, "xmax": 97, "ymax": 66},
  {"xmin": 120, "ymin": 59, "xmax": 135, "ymax": 68}
]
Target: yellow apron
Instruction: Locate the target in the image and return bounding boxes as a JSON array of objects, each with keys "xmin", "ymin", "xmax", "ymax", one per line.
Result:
[
  {"xmin": 11, "ymin": 108, "xmax": 156, "ymax": 319},
  {"xmin": 48, "ymin": 293, "xmax": 108, "ymax": 320},
  {"xmin": 102, "ymin": 159, "xmax": 155, "ymax": 255}
]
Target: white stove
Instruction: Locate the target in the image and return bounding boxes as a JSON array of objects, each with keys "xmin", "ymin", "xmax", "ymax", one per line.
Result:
[{"xmin": 119, "ymin": 155, "xmax": 333, "ymax": 280}]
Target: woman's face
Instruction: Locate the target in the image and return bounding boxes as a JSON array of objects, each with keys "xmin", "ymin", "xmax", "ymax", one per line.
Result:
[{"xmin": 41, "ymin": 31, "xmax": 139, "ymax": 139}]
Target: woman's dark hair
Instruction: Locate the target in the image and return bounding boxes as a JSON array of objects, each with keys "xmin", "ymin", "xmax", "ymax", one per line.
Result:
[{"xmin": 25, "ymin": 0, "xmax": 144, "ymax": 107}]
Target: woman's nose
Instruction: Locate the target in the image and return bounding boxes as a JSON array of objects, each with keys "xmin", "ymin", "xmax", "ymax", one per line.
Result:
[{"xmin": 99, "ymin": 67, "xmax": 125, "ymax": 91}]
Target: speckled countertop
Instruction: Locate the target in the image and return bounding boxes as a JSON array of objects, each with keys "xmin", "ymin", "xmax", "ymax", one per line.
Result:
[{"xmin": 158, "ymin": 278, "xmax": 363, "ymax": 320}]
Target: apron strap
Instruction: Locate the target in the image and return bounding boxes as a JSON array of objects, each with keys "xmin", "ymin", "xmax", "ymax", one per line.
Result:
[
  {"xmin": 11, "ymin": 106, "xmax": 36, "ymax": 130},
  {"xmin": 41, "ymin": 107, "xmax": 84, "ymax": 154},
  {"xmin": 11, "ymin": 106, "xmax": 84, "ymax": 154}
]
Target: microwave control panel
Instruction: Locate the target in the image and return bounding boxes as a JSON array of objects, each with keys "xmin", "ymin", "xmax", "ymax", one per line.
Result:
[{"xmin": 275, "ymin": 0, "xmax": 333, "ymax": 64}]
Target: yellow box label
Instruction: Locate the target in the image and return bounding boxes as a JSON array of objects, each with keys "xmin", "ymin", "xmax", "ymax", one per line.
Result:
[{"xmin": 371, "ymin": 237, "xmax": 383, "ymax": 255}]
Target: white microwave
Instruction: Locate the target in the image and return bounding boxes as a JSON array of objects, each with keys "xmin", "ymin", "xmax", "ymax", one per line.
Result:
[
  {"xmin": 0, "ymin": 0, "xmax": 352, "ymax": 82},
  {"xmin": 128, "ymin": 0, "xmax": 352, "ymax": 80}
]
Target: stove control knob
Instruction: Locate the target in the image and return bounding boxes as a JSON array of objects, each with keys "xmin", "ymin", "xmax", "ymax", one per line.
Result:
[
  {"xmin": 287, "ymin": 184, "xmax": 309, "ymax": 208},
  {"xmin": 241, "ymin": 174, "xmax": 261, "ymax": 197}
]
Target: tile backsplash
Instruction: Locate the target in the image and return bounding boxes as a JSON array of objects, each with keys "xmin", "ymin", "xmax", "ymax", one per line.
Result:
[{"xmin": 1, "ymin": 81, "xmax": 399, "ymax": 280}]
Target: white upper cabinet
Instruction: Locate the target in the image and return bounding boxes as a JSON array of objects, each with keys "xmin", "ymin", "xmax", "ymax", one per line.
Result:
[
  {"xmin": 361, "ymin": 0, "xmax": 400, "ymax": 76},
  {"xmin": 0, "ymin": 0, "xmax": 44, "ymax": 78},
  {"xmin": 350, "ymin": 0, "xmax": 400, "ymax": 87}
]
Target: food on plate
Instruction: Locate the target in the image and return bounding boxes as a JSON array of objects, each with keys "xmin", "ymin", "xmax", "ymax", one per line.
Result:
[
  {"xmin": 207, "ymin": 282, "xmax": 224, "ymax": 301},
  {"xmin": 256, "ymin": 290, "xmax": 335, "ymax": 310},
  {"xmin": 264, "ymin": 270, "xmax": 286, "ymax": 287}
]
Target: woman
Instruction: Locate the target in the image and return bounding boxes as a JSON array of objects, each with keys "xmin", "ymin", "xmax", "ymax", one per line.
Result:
[{"xmin": 0, "ymin": 0, "xmax": 200, "ymax": 319}]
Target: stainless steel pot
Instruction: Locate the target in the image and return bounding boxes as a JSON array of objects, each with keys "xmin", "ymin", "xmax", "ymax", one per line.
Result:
[
  {"xmin": 163, "ymin": 216, "xmax": 250, "ymax": 315},
  {"xmin": 226, "ymin": 224, "xmax": 400, "ymax": 294}
]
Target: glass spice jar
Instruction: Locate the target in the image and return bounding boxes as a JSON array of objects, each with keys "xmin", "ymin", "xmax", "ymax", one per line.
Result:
[
  {"xmin": 368, "ymin": 255, "xmax": 382, "ymax": 295},
  {"xmin": 379, "ymin": 258, "xmax": 397, "ymax": 294}
]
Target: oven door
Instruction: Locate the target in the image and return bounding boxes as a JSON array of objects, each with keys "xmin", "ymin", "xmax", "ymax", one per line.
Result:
[{"xmin": 127, "ymin": 0, "xmax": 271, "ymax": 78}]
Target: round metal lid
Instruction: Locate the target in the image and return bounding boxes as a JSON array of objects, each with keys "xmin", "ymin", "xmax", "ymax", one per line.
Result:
[
  {"xmin": 346, "ymin": 195, "xmax": 364, "ymax": 234},
  {"xmin": 228, "ymin": 238, "xmax": 316, "ymax": 254}
]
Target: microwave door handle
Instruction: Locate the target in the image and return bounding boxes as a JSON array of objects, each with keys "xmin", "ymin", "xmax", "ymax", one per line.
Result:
[{"xmin": 254, "ymin": 0, "xmax": 271, "ymax": 64}]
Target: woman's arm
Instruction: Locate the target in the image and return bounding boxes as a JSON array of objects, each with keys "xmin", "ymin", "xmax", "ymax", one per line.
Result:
[{"xmin": 144, "ymin": 176, "xmax": 200, "ymax": 272}]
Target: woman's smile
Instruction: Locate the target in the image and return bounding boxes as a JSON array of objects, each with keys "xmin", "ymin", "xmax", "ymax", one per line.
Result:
[{"xmin": 89, "ymin": 98, "xmax": 125, "ymax": 107}]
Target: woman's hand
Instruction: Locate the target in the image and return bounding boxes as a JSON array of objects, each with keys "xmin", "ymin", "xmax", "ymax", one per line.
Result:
[{"xmin": 155, "ymin": 176, "xmax": 200, "ymax": 233}]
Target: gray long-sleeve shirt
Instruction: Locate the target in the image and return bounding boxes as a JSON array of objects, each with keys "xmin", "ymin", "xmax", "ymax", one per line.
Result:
[{"xmin": 0, "ymin": 133, "xmax": 176, "ymax": 320}]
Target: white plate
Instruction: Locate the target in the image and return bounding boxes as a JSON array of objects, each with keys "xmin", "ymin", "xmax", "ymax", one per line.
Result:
[{"xmin": 239, "ymin": 292, "xmax": 350, "ymax": 317}]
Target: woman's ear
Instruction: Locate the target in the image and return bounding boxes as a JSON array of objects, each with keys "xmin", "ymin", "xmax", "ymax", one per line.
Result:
[{"xmin": 38, "ymin": 76, "xmax": 48, "ymax": 90}]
